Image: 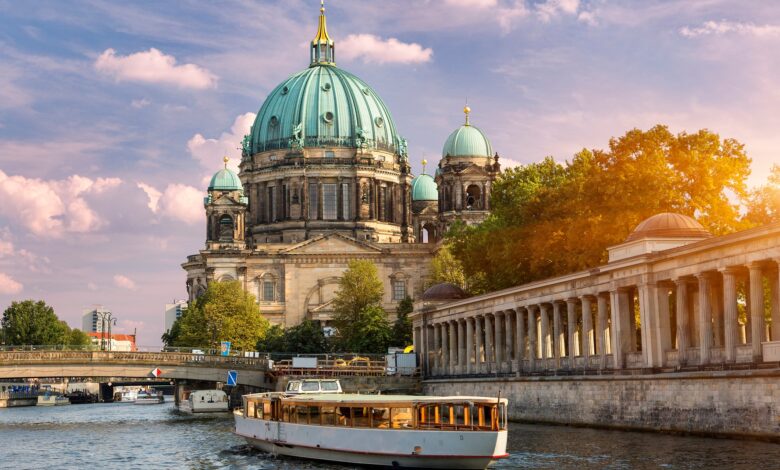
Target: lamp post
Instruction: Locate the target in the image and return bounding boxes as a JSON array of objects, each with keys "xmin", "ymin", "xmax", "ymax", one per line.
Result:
[{"xmin": 97, "ymin": 310, "xmax": 118, "ymax": 351}]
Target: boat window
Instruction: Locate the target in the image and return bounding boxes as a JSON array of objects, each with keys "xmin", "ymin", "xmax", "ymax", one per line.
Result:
[
  {"xmin": 282, "ymin": 405, "xmax": 291, "ymax": 422},
  {"xmin": 390, "ymin": 407, "xmax": 412, "ymax": 429},
  {"xmin": 263, "ymin": 401, "xmax": 272, "ymax": 418},
  {"xmin": 247, "ymin": 400, "xmax": 256, "ymax": 418},
  {"xmin": 337, "ymin": 406, "xmax": 352, "ymax": 426},
  {"xmin": 499, "ymin": 403, "xmax": 507, "ymax": 430},
  {"xmin": 301, "ymin": 381, "xmax": 320, "ymax": 392},
  {"xmin": 320, "ymin": 381, "xmax": 340, "ymax": 391},
  {"xmin": 286, "ymin": 381, "xmax": 301, "ymax": 392},
  {"xmin": 321, "ymin": 406, "xmax": 337, "ymax": 425},
  {"xmin": 371, "ymin": 408, "xmax": 390, "ymax": 428}
]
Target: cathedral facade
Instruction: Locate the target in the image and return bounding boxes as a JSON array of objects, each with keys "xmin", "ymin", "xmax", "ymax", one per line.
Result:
[{"xmin": 182, "ymin": 5, "xmax": 501, "ymax": 327}]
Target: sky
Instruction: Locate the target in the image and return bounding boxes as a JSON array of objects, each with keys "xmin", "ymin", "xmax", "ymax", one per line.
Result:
[{"xmin": 0, "ymin": 0, "xmax": 778, "ymax": 347}]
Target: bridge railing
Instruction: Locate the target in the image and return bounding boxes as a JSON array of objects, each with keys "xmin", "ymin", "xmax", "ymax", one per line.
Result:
[{"xmin": 0, "ymin": 350, "xmax": 271, "ymax": 369}]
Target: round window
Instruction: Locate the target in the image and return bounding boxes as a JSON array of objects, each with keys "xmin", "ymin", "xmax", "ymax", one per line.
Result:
[
  {"xmin": 362, "ymin": 87, "xmax": 370, "ymax": 95},
  {"xmin": 322, "ymin": 83, "xmax": 332, "ymax": 91},
  {"xmin": 323, "ymin": 111, "xmax": 334, "ymax": 123},
  {"xmin": 269, "ymin": 116, "xmax": 278, "ymax": 127},
  {"xmin": 374, "ymin": 117, "xmax": 384, "ymax": 127},
  {"xmin": 281, "ymin": 86, "xmax": 289, "ymax": 95}
]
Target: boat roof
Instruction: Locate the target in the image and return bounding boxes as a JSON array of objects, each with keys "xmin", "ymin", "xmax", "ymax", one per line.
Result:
[{"xmin": 244, "ymin": 393, "xmax": 508, "ymax": 405}]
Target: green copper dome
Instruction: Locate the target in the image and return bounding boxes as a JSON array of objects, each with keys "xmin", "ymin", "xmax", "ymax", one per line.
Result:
[
  {"xmin": 248, "ymin": 65, "xmax": 401, "ymax": 154},
  {"xmin": 442, "ymin": 124, "xmax": 493, "ymax": 158},
  {"xmin": 208, "ymin": 168, "xmax": 243, "ymax": 192},
  {"xmin": 411, "ymin": 174, "xmax": 438, "ymax": 201}
]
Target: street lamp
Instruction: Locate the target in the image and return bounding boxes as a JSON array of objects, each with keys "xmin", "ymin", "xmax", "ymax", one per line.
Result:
[{"xmin": 97, "ymin": 310, "xmax": 118, "ymax": 351}]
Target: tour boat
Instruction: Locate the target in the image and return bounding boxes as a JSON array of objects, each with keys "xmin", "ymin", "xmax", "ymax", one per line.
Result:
[
  {"xmin": 177, "ymin": 390, "xmax": 229, "ymax": 414},
  {"xmin": 234, "ymin": 393, "xmax": 508, "ymax": 469},
  {"xmin": 37, "ymin": 394, "xmax": 70, "ymax": 406},
  {"xmin": 119, "ymin": 389, "xmax": 138, "ymax": 402},
  {"xmin": 134, "ymin": 389, "xmax": 164, "ymax": 405}
]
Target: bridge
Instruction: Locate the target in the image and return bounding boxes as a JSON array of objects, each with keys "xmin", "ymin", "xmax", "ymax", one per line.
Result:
[{"xmin": 0, "ymin": 351, "xmax": 273, "ymax": 388}]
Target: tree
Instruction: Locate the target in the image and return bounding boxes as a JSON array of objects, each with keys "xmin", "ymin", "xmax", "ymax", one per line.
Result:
[
  {"xmin": 744, "ymin": 164, "xmax": 780, "ymax": 226},
  {"xmin": 448, "ymin": 125, "xmax": 753, "ymax": 292},
  {"xmin": 427, "ymin": 244, "xmax": 466, "ymax": 290},
  {"xmin": 1, "ymin": 300, "xmax": 69, "ymax": 345},
  {"xmin": 331, "ymin": 260, "xmax": 389, "ymax": 352},
  {"xmin": 255, "ymin": 324, "xmax": 286, "ymax": 352},
  {"xmin": 255, "ymin": 320, "xmax": 331, "ymax": 354},
  {"xmin": 174, "ymin": 281, "xmax": 270, "ymax": 351},
  {"xmin": 64, "ymin": 328, "xmax": 91, "ymax": 348},
  {"xmin": 391, "ymin": 296, "xmax": 414, "ymax": 347}
]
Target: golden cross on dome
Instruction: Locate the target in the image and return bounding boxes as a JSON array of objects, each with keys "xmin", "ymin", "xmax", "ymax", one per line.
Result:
[
  {"xmin": 223, "ymin": 156, "xmax": 229, "ymax": 168},
  {"xmin": 422, "ymin": 158, "xmax": 428, "ymax": 174}
]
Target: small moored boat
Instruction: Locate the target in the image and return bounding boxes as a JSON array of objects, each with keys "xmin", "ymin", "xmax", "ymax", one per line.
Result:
[
  {"xmin": 234, "ymin": 393, "xmax": 508, "ymax": 469},
  {"xmin": 134, "ymin": 389, "xmax": 164, "ymax": 405},
  {"xmin": 177, "ymin": 390, "xmax": 229, "ymax": 414},
  {"xmin": 37, "ymin": 394, "xmax": 70, "ymax": 406}
]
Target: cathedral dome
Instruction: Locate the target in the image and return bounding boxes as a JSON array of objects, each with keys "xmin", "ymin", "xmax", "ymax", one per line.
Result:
[
  {"xmin": 626, "ymin": 212, "xmax": 711, "ymax": 242},
  {"xmin": 411, "ymin": 174, "xmax": 438, "ymax": 201},
  {"xmin": 208, "ymin": 165, "xmax": 242, "ymax": 192},
  {"xmin": 422, "ymin": 282, "xmax": 468, "ymax": 301},
  {"xmin": 248, "ymin": 65, "xmax": 400, "ymax": 155},
  {"xmin": 441, "ymin": 106, "xmax": 493, "ymax": 158}
]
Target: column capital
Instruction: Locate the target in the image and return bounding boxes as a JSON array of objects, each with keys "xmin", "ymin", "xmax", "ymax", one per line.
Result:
[
  {"xmin": 718, "ymin": 266, "xmax": 741, "ymax": 275},
  {"xmin": 580, "ymin": 294, "xmax": 596, "ymax": 301},
  {"xmin": 565, "ymin": 297, "xmax": 578, "ymax": 305},
  {"xmin": 747, "ymin": 261, "xmax": 766, "ymax": 271},
  {"xmin": 695, "ymin": 271, "xmax": 715, "ymax": 281}
]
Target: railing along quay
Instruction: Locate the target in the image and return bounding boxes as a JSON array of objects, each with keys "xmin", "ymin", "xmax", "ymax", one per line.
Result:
[{"xmin": 0, "ymin": 350, "xmax": 271, "ymax": 369}]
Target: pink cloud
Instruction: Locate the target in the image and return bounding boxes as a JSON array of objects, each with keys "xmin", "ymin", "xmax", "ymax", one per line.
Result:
[
  {"xmin": 138, "ymin": 182, "xmax": 204, "ymax": 225},
  {"xmin": 0, "ymin": 272, "xmax": 23, "ymax": 295},
  {"xmin": 113, "ymin": 274, "xmax": 137, "ymax": 290},
  {"xmin": 340, "ymin": 34, "xmax": 433, "ymax": 65},
  {"xmin": 94, "ymin": 48, "xmax": 217, "ymax": 89},
  {"xmin": 187, "ymin": 112, "xmax": 254, "ymax": 172}
]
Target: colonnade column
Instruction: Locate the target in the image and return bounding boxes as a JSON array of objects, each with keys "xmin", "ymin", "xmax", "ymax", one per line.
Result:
[
  {"xmin": 440, "ymin": 324, "xmax": 449, "ymax": 374},
  {"xmin": 553, "ymin": 302, "xmax": 563, "ymax": 368},
  {"xmin": 475, "ymin": 316, "xmax": 484, "ymax": 373},
  {"xmin": 721, "ymin": 268, "xmax": 738, "ymax": 363},
  {"xmin": 697, "ymin": 273, "xmax": 713, "ymax": 365},
  {"xmin": 515, "ymin": 308, "xmax": 526, "ymax": 373},
  {"xmin": 494, "ymin": 313, "xmax": 504, "ymax": 369},
  {"xmin": 748, "ymin": 262, "xmax": 765, "ymax": 362},
  {"xmin": 539, "ymin": 304, "xmax": 550, "ymax": 361},
  {"xmin": 674, "ymin": 278, "xmax": 690, "ymax": 365},
  {"xmin": 466, "ymin": 318, "xmax": 474, "ymax": 374},
  {"xmin": 449, "ymin": 321, "xmax": 458, "ymax": 373},
  {"xmin": 596, "ymin": 294, "xmax": 608, "ymax": 369},
  {"xmin": 772, "ymin": 261, "xmax": 780, "ymax": 341},
  {"xmin": 566, "ymin": 299, "xmax": 578, "ymax": 367},
  {"xmin": 458, "ymin": 319, "xmax": 466, "ymax": 374},
  {"xmin": 505, "ymin": 312, "xmax": 514, "ymax": 373},
  {"xmin": 433, "ymin": 324, "xmax": 442, "ymax": 374},
  {"xmin": 527, "ymin": 306, "xmax": 538, "ymax": 370},
  {"xmin": 484, "ymin": 315, "xmax": 494, "ymax": 372},
  {"xmin": 581, "ymin": 296, "xmax": 593, "ymax": 366}
]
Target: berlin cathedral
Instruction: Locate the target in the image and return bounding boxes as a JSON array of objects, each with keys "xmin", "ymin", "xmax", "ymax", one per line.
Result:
[{"xmin": 183, "ymin": 4, "xmax": 502, "ymax": 326}]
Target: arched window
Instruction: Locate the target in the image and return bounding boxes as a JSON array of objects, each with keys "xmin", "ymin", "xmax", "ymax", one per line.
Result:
[
  {"xmin": 219, "ymin": 215, "xmax": 234, "ymax": 241},
  {"xmin": 422, "ymin": 223, "xmax": 436, "ymax": 243},
  {"xmin": 466, "ymin": 184, "xmax": 482, "ymax": 210}
]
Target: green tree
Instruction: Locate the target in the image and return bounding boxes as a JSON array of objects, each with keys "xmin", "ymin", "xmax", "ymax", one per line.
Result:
[
  {"xmin": 174, "ymin": 281, "xmax": 270, "ymax": 351},
  {"xmin": 161, "ymin": 317, "xmax": 182, "ymax": 348},
  {"xmin": 285, "ymin": 320, "xmax": 330, "ymax": 354},
  {"xmin": 331, "ymin": 260, "xmax": 389, "ymax": 352},
  {"xmin": 1, "ymin": 300, "xmax": 69, "ymax": 345},
  {"xmin": 64, "ymin": 328, "xmax": 92, "ymax": 348},
  {"xmin": 391, "ymin": 296, "xmax": 414, "ymax": 347},
  {"xmin": 427, "ymin": 244, "xmax": 467, "ymax": 290},
  {"xmin": 744, "ymin": 164, "xmax": 780, "ymax": 226},
  {"xmin": 255, "ymin": 324, "xmax": 286, "ymax": 352},
  {"xmin": 449, "ymin": 125, "xmax": 753, "ymax": 292}
]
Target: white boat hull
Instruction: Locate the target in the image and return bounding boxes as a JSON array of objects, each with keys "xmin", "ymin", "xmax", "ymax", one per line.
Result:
[
  {"xmin": 178, "ymin": 400, "xmax": 229, "ymax": 414},
  {"xmin": 235, "ymin": 413, "xmax": 507, "ymax": 469}
]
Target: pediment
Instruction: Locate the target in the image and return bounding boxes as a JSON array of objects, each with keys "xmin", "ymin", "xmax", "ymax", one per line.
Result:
[
  {"xmin": 211, "ymin": 194, "xmax": 241, "ymax": 205},
  {"xmin": 283, "ymin": 233, "xmax": 382, "ymax": 254}
]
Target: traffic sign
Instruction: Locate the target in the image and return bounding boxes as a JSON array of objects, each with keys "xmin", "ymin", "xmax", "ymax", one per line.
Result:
[
  {"xmin": 150, "ymin": 367, "xmax": 162, "ymax": 378},
  {"xmin": 227, "ymin": 370, "xmax": 237, "ymax": 386}
]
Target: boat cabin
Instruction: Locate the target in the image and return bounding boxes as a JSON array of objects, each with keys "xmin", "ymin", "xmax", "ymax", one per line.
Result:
[
  {"xmin": 243, "ymin": 394, "xmax": 508, "ymax": 432},
  {"xmin": 284, "ymin": 379, "xmax": 343, "ymax": 395}
]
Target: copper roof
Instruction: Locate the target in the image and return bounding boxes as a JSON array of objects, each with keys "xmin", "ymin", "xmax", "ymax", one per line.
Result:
[
  {"xmin": 422, "ymin": 282, "xmax": 469, "ymax": 301},
  {"xmin": 626, "ymin": 212, "xmax": 712, "ymax": 242}
]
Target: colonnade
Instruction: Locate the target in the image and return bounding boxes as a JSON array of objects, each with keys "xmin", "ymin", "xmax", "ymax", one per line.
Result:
[{"xmin": 417, "ymin": 258, "xmax": 780, "ymax": 376}]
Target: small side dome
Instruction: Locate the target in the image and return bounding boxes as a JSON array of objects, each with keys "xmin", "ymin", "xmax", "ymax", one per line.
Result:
[
  {"xmin": 208, "ymin": 168, "xmax": 243, "ymax": 192},
  {"xmin": 422, "ymin": 282, "xmax": 468, "ymax": 301},
  {"xmin": 441, "ymin": 125, "xmax": 493, "ymax": 158},
  {"xmin": 411, "ymin": 174, "xmax": 438, "ymax": 201},
  {"xmin": 626, "ymin": 212, "xmax": 711, "ymax": 242}
]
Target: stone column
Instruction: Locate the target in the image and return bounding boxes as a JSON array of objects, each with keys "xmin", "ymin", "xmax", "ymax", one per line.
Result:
[
  {"xmin": 449, "ymin": 321, "xmax": 458, "ymax": 373},
  {"xmin": 515, "ymin": 308, "xmax": 525, "ymax": 373},
  {"xmin": 458, "ymin": 319, "xmax": 466, "ymax": 373},
  {"xmin": 476, "ymin": 316, "xmax": 485, "ymax": 372},
  {"xmin": 433, "ymin": 323, "xmax": 442, "ymax": 375},
  {"xmin": 539, "ymin": 304, "xmax": 550, "ymax": 361},
  {"xmin": 711, "ymin": 277, "xmax": 724, "ymax": 348},
  {"xmin": 484, "ymin": 315, "xmax": 494, "ymax": 372},
  {"xmin": 413, "ymin": 326, "xmax": 421, "ymax": 365},
  {"xmin": 581, "ymin": 296, "xmax": 593, "ymax": 365},
  {"xmin": 674, "ymin": 278, "xmax": 690, "ymax": 366},
  {"xmin": 597, "ymin": 294, "xmax": 609, "ymax": 369},
  {"xmin": 566, "ymin": 299, "xmax": 578, "ymax": 367},
  {"xmin": 505, "ymin": 311, "xmax": 514, "ymax": 372},
  {"xmin": 466, "ymin": 318, "xmax": 474, "ymax": 374},
  {"xmin": 441, "ymin": 323, "xmax": 449, "ymax": 374},
  {"xmin": 495, "ymin": 312, "xmax": 504, "ymax": 369},
  {"xmin": 720, "ymin": 268, "xmax": 738, "ymax": 363},
  {"xmin": 527, "ymin": 306, "xmax": 538, "ymax": 370},
  {"xmin": 748, "ymin": 262, "xmax": 765, "ymax": 362},
  {"xmin": 638, "ymin": 281, "xmax": 667, "ymax": 368},
  {"xmin": 553, "ymin": 301, "xmax": 563, "ymax": 368},
  {"xmin": 697, "ymin": 273, "xmax": 713, "ymax": 365},
  {"xmin": 772, "ymin": 262, "xmax": 780, "ymax": 341}
]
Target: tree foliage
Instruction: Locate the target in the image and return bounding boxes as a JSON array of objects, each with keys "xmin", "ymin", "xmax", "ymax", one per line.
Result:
[
  {"xmin": 448, "ymin": 125, "xmax": 753, "ymax": 292},
  {"xmin": 744, "ymin": 164, "xmax": 780, "ymax": 226},
  {"xmin": 391, "ymin": 296, "xmax": 414, "ymax": 347},
  {"xmin": 331, "ymin": 260, "xmax": 391, "ymax": 353},
  {"xmin": 1, "ymin": 300, "xmax": 89, "ymax": 347},
  {"xmin": 171, "ymin": 281, "xmax": 270, "ymax": 351},
  {"xmin": 427, "ymin": 244, "xmax": 467, "ymax": 290},
  {"xmin": 255, "ymin": 320, "xmax": 331, "ymax": 354}
]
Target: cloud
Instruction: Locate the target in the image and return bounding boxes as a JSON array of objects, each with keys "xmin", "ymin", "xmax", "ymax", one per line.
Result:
[
  {"xmin": 187, "ymin": 112, "xmax": 255, "ymax": 172},
  {"xmin": 339, "ymin": 34, "xmax": 433, "ymax": 65},
  {"xmin": 577, "ymin": 10, "xmax": 597, "ymax": 26},
  {"xmin": 444, "ymin": 0, "xmax": 497, "ymax": 7},
  {"xmin": 497, "ymin": 1, "xmax": 530, "ymax": 32},
  {"xmin": 94, "ymin": 48, "xmax": 218, "ymax": 89},
  {"xmin": 0, "ymin": 272, "xmax": 23, "ymax": 295},
  {"xmin": 131, "ymin": 98, "xmax": 151, "ymax": 108},
  {"xmin": 139, "ymin": 182, "xmax": 204, "ymax": 225},
  {"xmin": 680, "ymin": 20, "xmax": 780, "ymax": 38},
  {"xmin": 535, "ymin": 0, "xmax": 580, "ymax": 22},
  {"xmin": 87, "ymin": 282, "xmax": 98, "ymax": 291},
  {"xmin": 0, "ymin": 171, "xmax": 121, "ymax": 237},
  {"xmin": 113, "ymin": 274, "xmax": 137, "ymax": 290}
]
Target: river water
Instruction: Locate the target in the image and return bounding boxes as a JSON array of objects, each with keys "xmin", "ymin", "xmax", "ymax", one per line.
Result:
[{"xmin": 1, "ymin": 401, "xmax": 778, "ymax": 469}]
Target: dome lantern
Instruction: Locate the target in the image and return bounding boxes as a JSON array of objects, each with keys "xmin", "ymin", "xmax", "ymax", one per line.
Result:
[
  {"xmin": 441, "ymin": 106, "xmax": 493, "ymax": 158},
  {"xmin": 311, "ymin": 0, "xmax": 335, "ymax": 66}
]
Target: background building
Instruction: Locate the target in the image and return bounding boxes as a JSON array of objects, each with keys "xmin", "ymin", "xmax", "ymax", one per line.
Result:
[
  {"xmin": 164, "ymin": 300, "xmax": 188, "ymax": 333},
  {"xmin": 87, "ymin": 332, "xmax": 137, "ymax": 352},
  {"xmin": 81, "ymin": 306, "xmax": 111, "ymax": 333}
]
